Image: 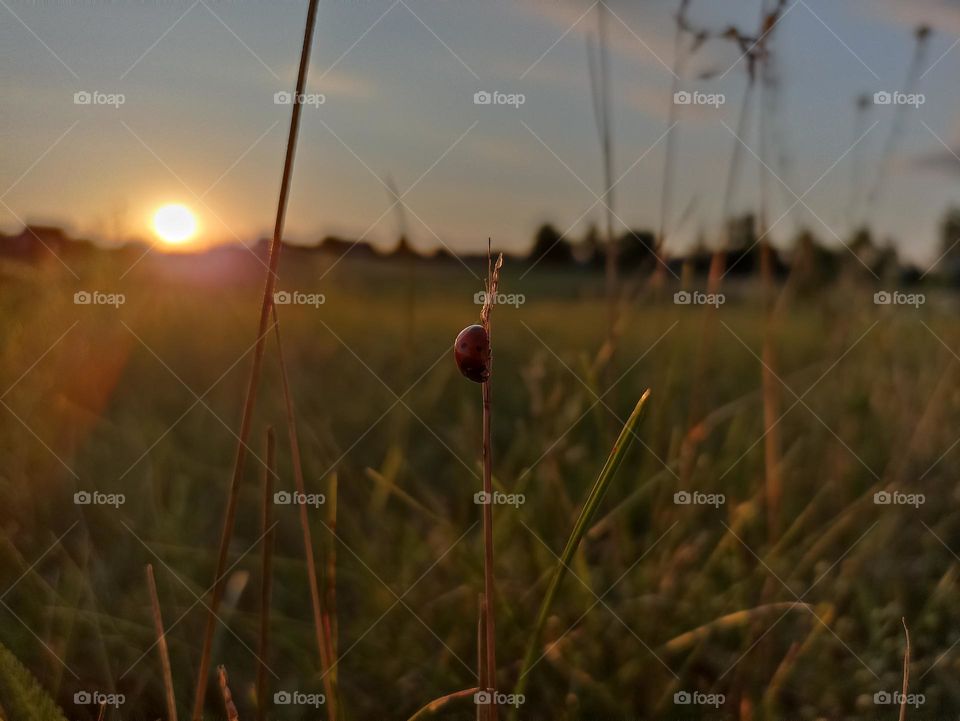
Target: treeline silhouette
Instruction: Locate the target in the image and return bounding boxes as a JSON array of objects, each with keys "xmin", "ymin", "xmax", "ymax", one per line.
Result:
[{"xmin": 3, "ymin": 211, "xmax": 958, "ymax": 285}]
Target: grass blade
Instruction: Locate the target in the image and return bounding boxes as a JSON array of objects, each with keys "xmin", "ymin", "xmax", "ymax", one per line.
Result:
[
  {"xmin": 406, "ymin": 687, "xmax": 481, "ymax": 721},
  {"xmin": 512, "ymin": 389, "xmax": 651, "ymax": 706},
  {"xmin": 256, "ymin": 428, "xmax": 276, "ymax": 721},
  {"xmin": 146, "ymin": 563, "xmax": 177, "ymax": 721},
  {"xmin": 272, "ymin": 308, "xmax": 337, "ymax": 719}
]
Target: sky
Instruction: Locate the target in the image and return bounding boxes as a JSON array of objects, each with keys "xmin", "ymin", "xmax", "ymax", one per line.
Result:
[{"xmin": 3, "ymin": 0, "xmax": 960, "ymax": 266}]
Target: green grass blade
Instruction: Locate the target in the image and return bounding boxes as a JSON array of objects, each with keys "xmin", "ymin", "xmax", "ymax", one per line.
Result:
[
  {"xmin": 0, "ymin": 641, "xmax": 68, "ymax": 721},
  {"xmin": 512, "ymin": 389, "xmax": 651, "ymax": 707}
]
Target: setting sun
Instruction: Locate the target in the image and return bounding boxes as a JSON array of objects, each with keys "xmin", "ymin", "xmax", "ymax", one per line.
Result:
[{"xmin": 152, "ymin": 203, "xmax": 197, "ymax": 245}]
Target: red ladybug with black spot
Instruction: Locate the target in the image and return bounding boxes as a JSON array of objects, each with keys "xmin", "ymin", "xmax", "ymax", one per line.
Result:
[{"xmin": 454, "ymin": 324, "xmax": 490, "ymax": 383}]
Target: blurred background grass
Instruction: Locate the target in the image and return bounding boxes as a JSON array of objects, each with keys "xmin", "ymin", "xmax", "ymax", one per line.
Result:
[{"xmin": 1, "ymin": 250, "xmax": 958, "ymax": 719}]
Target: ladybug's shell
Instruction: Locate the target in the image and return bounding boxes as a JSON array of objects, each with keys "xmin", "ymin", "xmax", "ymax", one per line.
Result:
[{"xmin": 454, "ymin": 324, "xmax": 490, "ymax": 383}]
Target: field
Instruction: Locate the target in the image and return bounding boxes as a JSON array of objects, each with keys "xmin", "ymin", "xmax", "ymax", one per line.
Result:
[{"xmin": 1, "ymin": 250, "xmax": 958, "ymax": 719}]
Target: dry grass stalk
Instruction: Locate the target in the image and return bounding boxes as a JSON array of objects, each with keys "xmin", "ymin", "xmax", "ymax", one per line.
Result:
[
  {"xmin": 867, "ymin": 26, "xmax": 932, "ymax": 207},
  {"xmin": 146, "ymin": 563, "xmax": 178, "ymax": 721},
  {"xmin": 272, "ymin": 309, "xmax": 337, "ymax": 719},
  {"xmin": 217, "ymin": 665, "xmax": 240, "ymax": 721},
  {"xmin": 477, "ymin": 593, "xmax": 488, "ymax": 721},
  {"xmin": 652, "ymin": 0, "xmax": 704, "ymax": 287},
  {"xmin": 407, "ymin": 687, "xmax": 482, "ymax": 721},
  {"xmin": 256, "ymin": 428, "xmax": 276, "ymax": 721},
  {"xmin": 191, "ymin": 0, "xmax": 321, "ymax": 717},
  {"xmin": 660, "ymin": 602, "xmax": 812, "ymax": 654},
  {"xmin": 762, "ymin": 603, "xmax": 836, "ymax": 714},
  {"xmin": 754, "ymin": 1, "xmax": 788, "ymax": 543},
  {"xmin": 586, "ymin": 2, "xmax": 618, "ymax": 327},
  {"xmin": 480, "ymin": 246, "xmax": 503, "ymax": 720},
  {"xmin": 899, "ymin": 618, "xmax": 911, "ymax": 721},
  {"xmin": 324, "ymin": 472, "xmax": 339, "ymax": 684}
]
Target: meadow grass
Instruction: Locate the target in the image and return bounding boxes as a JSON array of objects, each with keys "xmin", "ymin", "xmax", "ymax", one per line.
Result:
[{"xmin": 0, "ymin": 251, "xmax": 957, "ymax": 719}]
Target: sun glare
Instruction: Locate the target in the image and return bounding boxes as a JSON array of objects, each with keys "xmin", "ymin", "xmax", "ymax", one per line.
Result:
[{"xmin": 152, "ymin": 203, "xmax": 198, "ymax": 245}]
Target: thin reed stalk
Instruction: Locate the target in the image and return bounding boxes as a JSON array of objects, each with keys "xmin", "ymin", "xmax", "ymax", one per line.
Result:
[
  {"xmin": 146, "ymin": 564, "xmax": 177, "ymax": 721},
  {"xmin": 272, "ymin": 309, "xmax": 337, "ymax": 719},
  {"xmin": 867, "ymin": 26, "xmax": 932, "ymax": 208},
  {"xmin": 755, "ymin": 1, "xmax": 787, "ymax": 543},
  {"xmin": 384, "ymin": 173, "xmax": 416, "ymax": 355},
  {"xmin": 256, "ymin": 428, "xmax": 276, "ymax": 721},
  {"xmin": 192, "ymin": 1, "xmax": 321, "ymax": 717},
  {"xmin": 323, "ymin": 472, "xmax": 339, "ymax": 685},
  {"xmin": 480, "ymin": 249, "xmax": 503, "ymax": 720},
  {"xmin": 652, "ymin": 0, "xmax": 700, "ymax": 287},
  {"xmin": 762, "ymin": 603, "xmax": 835, "ymax": 715},
  {"xmin": 899, "ymin": 618, "xmax": 911, "ymax": 721},
  {"xmin": 681, "ymin": 18, "xmax": 761, "ymax": 488},
  {"xmin": 847, "ymin": 94, "xmax": 871, "ymax": 232},
  {"xmin": 587, "ymin": 3, "xmax": 618, "ymax": 327},
  {"xmin": 477, "ymin": 593, "xmax": 488, "ymax": 721}
]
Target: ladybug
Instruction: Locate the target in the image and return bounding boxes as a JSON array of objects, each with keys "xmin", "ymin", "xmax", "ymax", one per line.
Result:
[{"xmin": 454, "ymin": 324, "xmax": 490, "ymax": 383}]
